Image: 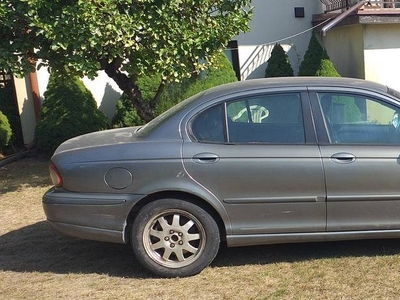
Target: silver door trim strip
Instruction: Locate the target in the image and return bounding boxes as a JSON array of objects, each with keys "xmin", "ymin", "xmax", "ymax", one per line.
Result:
[
  {"xmin": 223, "ymin": 196, "xmax": 323, "ymax": 204},
  {"xmin": 328, "ymin": 195, "xmax": 400, "ymax": 202}
]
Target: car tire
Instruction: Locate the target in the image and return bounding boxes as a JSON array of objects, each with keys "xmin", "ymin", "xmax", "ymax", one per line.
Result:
[{"xmin": 131, "ymin": 198, "xmax": 220, "ymax": 277}]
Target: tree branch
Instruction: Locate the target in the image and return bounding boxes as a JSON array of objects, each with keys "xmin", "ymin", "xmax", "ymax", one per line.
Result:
[{"xmin": 150, "ymin": 81, "xmax": 165, "ymax": 109}]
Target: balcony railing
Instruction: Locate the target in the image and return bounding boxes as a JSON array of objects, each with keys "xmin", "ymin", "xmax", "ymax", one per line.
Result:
[
  {"xmin": 364, "ymin": 0, "xmax": 400, "ymax": 8},
  {"xmin": 320, "ymin": 0, "xmax": 351, "ymax": 12},
  {"xmin": 321, "ymin": 0, "xmax": 400, "ymax": 12}
]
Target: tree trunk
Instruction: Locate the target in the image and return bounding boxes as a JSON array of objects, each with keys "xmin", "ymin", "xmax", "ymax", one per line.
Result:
[{"xmin": 101, "ymin": 58, "xmax": 156, "ymax": 122}]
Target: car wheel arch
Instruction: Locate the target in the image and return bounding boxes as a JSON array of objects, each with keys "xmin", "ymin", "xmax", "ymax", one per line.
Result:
[{"xmin": 124, "ymin": 191, "xmax": 227, "ymax": 244}]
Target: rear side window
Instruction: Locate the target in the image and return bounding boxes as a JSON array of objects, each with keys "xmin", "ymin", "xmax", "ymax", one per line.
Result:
[
  {"xmin": 227, "ymin": 93, "xmax": 305, "ymax": 143},
  {"xmin": 191, "ymin": 93, "xmax": 305, "ymax": 144}
]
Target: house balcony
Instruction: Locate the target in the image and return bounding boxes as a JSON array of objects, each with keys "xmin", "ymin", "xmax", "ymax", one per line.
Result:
[
  {"xmin": 359, "ymin": 1, "xmax": 400, "ymax": 14},
  {"xmin": 321, "ymin": 0, "xmax": 400, "ymax": 13},
  {"xmin": 314, "ymin": 0, "xmax": 400, "ymax": 31}
]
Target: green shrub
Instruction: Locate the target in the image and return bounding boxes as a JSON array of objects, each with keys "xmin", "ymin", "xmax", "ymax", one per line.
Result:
[
  {"xmin": 112, "ymin": 52, "xmax": 237, "ymax": 127},
  {"xmin": 36, "ymin": 70, "xmax": 108, "ymax": 155},
  {"xmin": 0, "ymin": 110, "xmax": 12, "ymax": 152},
  {"xmin": 111, "ymin": 94, "xmax": 144, "ymax": 128},
  {"xmin": 157, "ymin": 52, "xmax": 238, "ymax": 113},
  {"xmin": 265, "ymin": 43, "xmax": 293, "ymax": 77},
  {"xmin": 178, "ymin": 52, "xmax": 238, "ymax": 99},
  {"xmin": 316, "ymin": 50, "xmax": 340, "ymax": 77}
]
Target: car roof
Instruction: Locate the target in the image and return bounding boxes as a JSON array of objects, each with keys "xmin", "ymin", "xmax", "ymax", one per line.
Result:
[
  {"xmin": 201, "ymin": 77, "xmax": 388, "ymax": 99},
  {"xmin": 137, "ymin": 77, "xmax": 389, "ymax": 140}
]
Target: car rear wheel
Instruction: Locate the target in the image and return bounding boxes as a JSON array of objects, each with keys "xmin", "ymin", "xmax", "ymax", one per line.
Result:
[{"xmin": 131, "ymin": 198, "xmax": 220, "ymax": 277}]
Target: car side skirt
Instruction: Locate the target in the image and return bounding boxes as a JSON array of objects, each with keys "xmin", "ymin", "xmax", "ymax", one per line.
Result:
[{"xmin": 226, "ymin": 230, "xmax": 400, "ymax": 247}]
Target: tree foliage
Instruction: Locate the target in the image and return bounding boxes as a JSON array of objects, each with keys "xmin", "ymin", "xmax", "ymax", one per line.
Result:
[
  {"xmin": 265, "ymin": 43, "xmax": 293, "ymax": 78},
  {"xmin": 112, "ymin": 52, "xmax": 238, "ymax": 127},
  {"xmin": 0, "ymin": 0, "xmax": 252, "ymax": 121},
  {"xmin": 36, "ymin": 70, "xmax": 108, "ymax": 155}
]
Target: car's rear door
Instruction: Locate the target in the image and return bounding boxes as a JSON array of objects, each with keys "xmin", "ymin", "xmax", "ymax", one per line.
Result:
[
  {"xmin": 182, "ymin": 89, "xmax": 326, "ymax": 235},
  {"xmin": 310, "ymin": 88, "xmax": 400, "ymax": 231}
]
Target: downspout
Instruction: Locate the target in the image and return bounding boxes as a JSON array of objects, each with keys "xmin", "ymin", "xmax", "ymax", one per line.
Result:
[{"xmin": 322, "ymin": 0, "xmax": 368, "ymax": 36}]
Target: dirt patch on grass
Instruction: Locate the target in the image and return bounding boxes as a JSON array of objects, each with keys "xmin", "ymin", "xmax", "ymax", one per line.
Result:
[{"xmin": 2, "ymin": 157, "xmax": 400, "ymax": 299}]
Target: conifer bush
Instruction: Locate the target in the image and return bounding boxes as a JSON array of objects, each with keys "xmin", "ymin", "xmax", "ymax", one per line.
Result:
[
  {"xmin": 299, "ymin": 32, "xmax": 340, "ymax": 77},
  {"xmin": 0, "ymin": 110, "xmax": 12, "ymax": 152},
  {"xmin": 36, "ymin": 70, "xmax": 108, "ymax": 155},
  {"xmin": 299, "ymin": 33, "xmax": 324, "ymax": 76},
  {"xmin": 265, "ymin": 43, "xmax": 293, "ymax": 77}
]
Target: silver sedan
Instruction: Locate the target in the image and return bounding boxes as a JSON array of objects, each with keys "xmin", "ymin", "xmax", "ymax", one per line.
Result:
[{"xmin": 43, "ymin": 77, "xmax": 400, "ymax": 277}]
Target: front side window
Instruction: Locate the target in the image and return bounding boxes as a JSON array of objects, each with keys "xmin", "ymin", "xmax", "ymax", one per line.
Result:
[{"xmin": 317, "ymin": 93, "xmax": 400, "ymax": 144}]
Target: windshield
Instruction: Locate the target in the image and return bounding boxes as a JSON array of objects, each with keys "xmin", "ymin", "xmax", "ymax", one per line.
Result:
[{"xmin": 136, "ymin": 91, "xmax": 205, "ymax": 137}]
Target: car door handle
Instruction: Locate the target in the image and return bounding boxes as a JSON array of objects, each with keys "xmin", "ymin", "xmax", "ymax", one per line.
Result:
[
  {"xmin": 192, "ymin": 153, "xmax": 220, "ymax": 164},
  {"xmin": 330, "ymin": 152, "xmax": 356, "ymax": 164}
]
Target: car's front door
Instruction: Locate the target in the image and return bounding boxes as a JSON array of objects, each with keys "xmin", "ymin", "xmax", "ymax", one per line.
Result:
[
  {"xmin": 183, "ymin": 91, "xmax": 326, "ymax": 235},
  {"xmin": 312, "ymin": 90, "xmax": 400, "ymax": 231}
]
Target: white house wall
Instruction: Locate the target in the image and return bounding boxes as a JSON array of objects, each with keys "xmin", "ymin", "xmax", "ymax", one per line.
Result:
[
  {"xmin": 321, "ymin": 24, "xmax": 365, "ymax": 79},
  {"xmin": 13, "ymin": 76, "xmax": 37, "ymax": 145},
  {"xmin": 36, "ymin": 67, "xmax": 122, "ymax": 122},
  {"xmin": 323, "ymin": 22, "xmax": 400, "ymax": 91},
  {"xmin": 82, "ymin": 73, "xmax": 122, "ymax": 121},
  {"xmin": 36, "ymin": 67, "xmax": 49, "ymax": 102},
  {"xmin": 363, "ymin": 24, "xmax": 400, "ymax": 91},
  {"xmin": 235, "ymin": 0, "xmax": 324, "ymax": 79}
]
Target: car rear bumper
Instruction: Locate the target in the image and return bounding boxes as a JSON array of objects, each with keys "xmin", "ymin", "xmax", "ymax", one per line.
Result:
[{"xmin": 43, "ymin": 188, "xmax": 144, "ymax": 244}]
